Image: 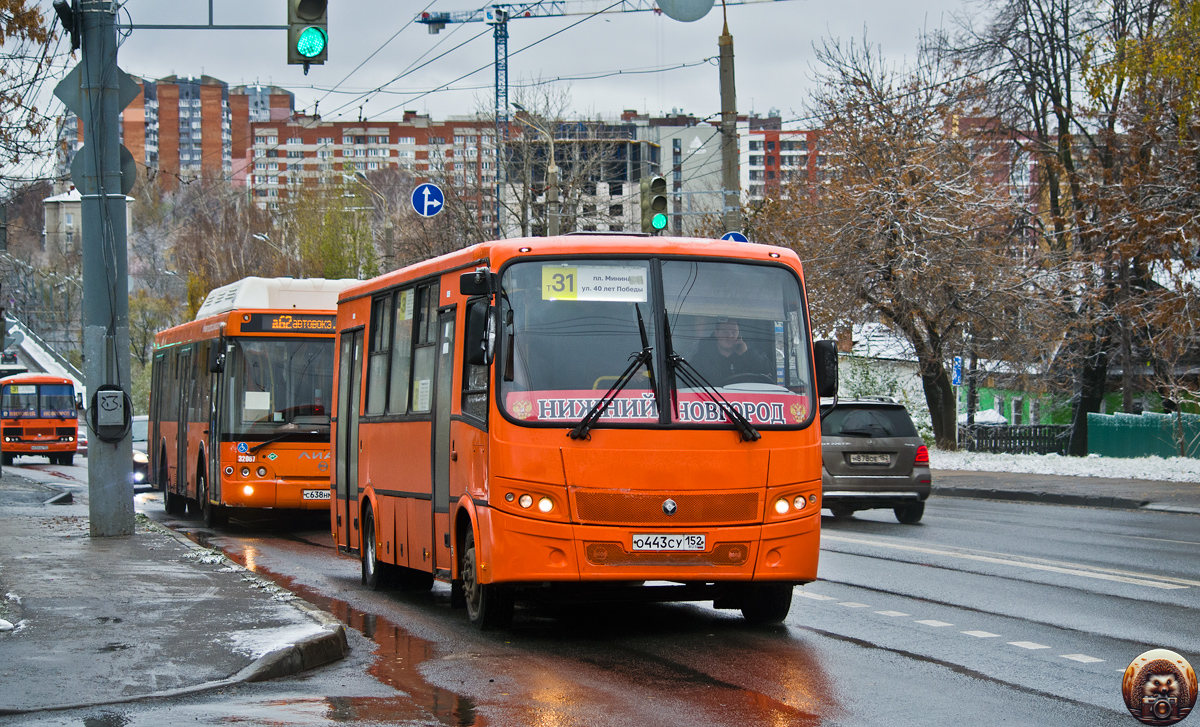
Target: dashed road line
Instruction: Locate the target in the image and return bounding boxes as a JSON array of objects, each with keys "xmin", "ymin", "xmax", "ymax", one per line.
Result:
[
  {"xmin": 962, "ymin": 630, "xmax": 1001, "ymax": 638},
  {"xmin": 875, "ymin": 610, "xmax": 909, "ymax": 617},
  {"xmin": 839, "ymin": 602, "xmax": 870, "ymax": 608},
  {"xmin": 1060, "ymin": 654, "xmax": 1104, "ymax": 663},
  {"xmin": 1009, "ymin": 641, "xmax": 1050, "ymax": 650},
  {"xmin": 916, "ymin": 619, "xmax": 954, "ymax": 627},
  {"xmin": 796, "ymin": 592, "xmax": 836, "ymax": 600}
]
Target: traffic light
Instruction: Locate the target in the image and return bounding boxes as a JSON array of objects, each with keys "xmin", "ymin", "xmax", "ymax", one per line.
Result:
[
  {"xmin": 288, "ymin": 0, "xmax": 328, "ymax": 72},
  {"xmin": 640, "ymin": 175, "xmax": 668, "ymax": 234}
]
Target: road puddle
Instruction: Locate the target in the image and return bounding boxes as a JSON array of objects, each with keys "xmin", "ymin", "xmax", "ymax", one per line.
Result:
[{"xmin": 203, "ymin": 537, "xmax": 481, "ymax": 726}]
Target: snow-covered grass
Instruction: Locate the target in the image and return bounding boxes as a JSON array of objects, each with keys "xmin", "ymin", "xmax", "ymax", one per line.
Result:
[{"xmin": 930, "ymin": 448, "xmax": 1200, "ymax": 483}]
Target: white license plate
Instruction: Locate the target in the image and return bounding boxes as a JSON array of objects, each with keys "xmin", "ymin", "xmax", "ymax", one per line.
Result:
[
  {"xmin": 631, "ymin": 534, "xmax": 705, "ymax": 551},
  {"xmin": 849, "ymin": 453, "xmax": 890, "ymax": 464},
  {"xmin": 302, "ymin": 489, "xmax": 331, "ymax": 500},
  {"xmin": 31, "ymin": 445, "xmax": 48, "ymax": 450}
]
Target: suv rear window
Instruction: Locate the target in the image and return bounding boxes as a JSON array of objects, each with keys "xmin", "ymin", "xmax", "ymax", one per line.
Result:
[{"xmin": 822, "ymin": 405, "xmax": 918, "ymax": 437}]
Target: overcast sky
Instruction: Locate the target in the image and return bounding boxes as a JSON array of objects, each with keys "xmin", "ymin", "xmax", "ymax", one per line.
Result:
[{"xmin": 76, "ymin": 0, "xmax": 977, "ymax": 127}]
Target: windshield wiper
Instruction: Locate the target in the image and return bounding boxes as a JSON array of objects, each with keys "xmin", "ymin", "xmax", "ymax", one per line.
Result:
[
  {"xmin": 662, "ymin": 311, "xmax": 760, "ymax": 443},
  {"xmin": 569, "ymin": 305, "xmax": 656, "ymax": 441},
  {"xmin": 248, "ymin": 428, "xmax": 321, "ymax": 453}
]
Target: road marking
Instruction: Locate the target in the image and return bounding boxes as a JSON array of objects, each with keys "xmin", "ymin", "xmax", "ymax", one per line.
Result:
[
  {"xmin": 1061, "ymin": 654, "xmax": 1104, "ymax": 663},
  {"xmin": 875, "ymin": 610, "xmax": 909, "ymax": 616},
  {"xmin": 916, "ymin": 619, "xmax": 954, "ymax": 627},
  {"xmin": 823, "ymin": 534, "xmax": 1191, "ymax": 589},
  {"xmin": 839, "ymin": 602, "xmax": 870, "ymax": 608},
  {"xmin": 796, "ymin": 592, "xmax": 836, "ymax": 600},
  {"xmin": 1009, "ymin": 641, "xmax": 1050, "ymax": 650},
  {"xmin": 962, "ymin": 630, "xmax": 1001, "ymax": 638}
]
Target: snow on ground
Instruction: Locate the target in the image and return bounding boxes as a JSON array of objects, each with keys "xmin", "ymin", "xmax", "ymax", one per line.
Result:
[{"xmin": 930, "ymin": 448, "xmax": 1200, "ymax": 483}]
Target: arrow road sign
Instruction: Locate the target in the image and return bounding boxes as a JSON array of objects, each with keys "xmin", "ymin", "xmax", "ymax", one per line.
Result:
[
  {"xmin": 721, "ymin": 231, "xmax": 749, "ymax": 243},
  {"xmin": 411, "ymin": 183, "xmax": 444, "ymax": 217}
]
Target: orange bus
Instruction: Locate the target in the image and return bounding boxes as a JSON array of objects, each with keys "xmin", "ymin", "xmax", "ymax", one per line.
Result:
[
  {"xmin": 332, "ymin": 234, "xmax": 839, "ymax": 629},
  {"xmin": 0, "ymin": 373, "xmax": 80, "ymax": 466},
  {"xmin": 149, "ymin": 276, "xmax": 359, "ymax": 527}
]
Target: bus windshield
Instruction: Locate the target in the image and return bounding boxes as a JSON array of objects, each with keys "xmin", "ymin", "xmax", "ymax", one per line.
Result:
[
  {"xmin": 1, "ymin": 383, "xmax": 75, "ymax": 419},
  {"xmin": 222, "ymin": 338, "xmax": 334, "ymax": 437},
  {"xmin": 500, "ymin": 258, "xmax": 815, "ymax": 429}
]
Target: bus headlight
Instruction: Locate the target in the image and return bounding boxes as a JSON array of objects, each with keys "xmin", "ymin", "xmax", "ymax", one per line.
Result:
[
  {"xmin": 774, "ymin": 498, "xmax": 790, "ymax": 515},
  {"xmin": 518, "ymin": 494, "xmax": 533, "ymax": 509},
  {"xmin": 793, "ymin": 495, "xmax": 806, "ymax": 510},
  {"xmin": 243, "ymin": 485, "xmax": 254, "ymax": 496},
  {"xmin": 241, "ymin": 467, "xmax": 250, "ymax": 477},
  {"xmin": 256, "ymin": 466, "xmax": 267, "ymax": 478},
  {"xmin": 538, "ymin": 497, "xmax": 553, "ymax": 513}
]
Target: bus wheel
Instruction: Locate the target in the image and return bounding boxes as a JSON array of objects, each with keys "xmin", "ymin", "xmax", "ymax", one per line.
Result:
[
  {"xmin": 361, "ymin": 510, "xmax": 389, "ymax": 591},
  {"xmin": 740, "ymin": 583, "xmax": 794, "ymax": 625},
  {"xmin": 164, "ymin": 488, "xmax": 185, "ymax": 516},
  {"xmin": 461, "ymin": 529, "xmax": 513, "ymax": 630},
  {"xmin": 3, "ymin": 453, "xmax": 13, "ymax": 467},
  {"xmin": 62, "ymin": 454, "xmax": 73, "ymax": 466},
  {"xmin": 200, "ymin": 474, "xmax": 227, "ymax": 529}
]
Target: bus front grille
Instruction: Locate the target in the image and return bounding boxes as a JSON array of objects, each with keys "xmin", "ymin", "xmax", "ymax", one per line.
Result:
[
  {"xmin": 574, "ymin": 491, "xmax": 760, "ymax": 525},
  {"xmin": 585, "ymin": 542, "xmax": 750, "ymax": 566}
]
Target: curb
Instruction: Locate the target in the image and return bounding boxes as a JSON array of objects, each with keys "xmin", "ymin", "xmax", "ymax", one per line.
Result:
[{"xmin": 933, "ymin": 486, "xmax": 1150, "ymax": 511}]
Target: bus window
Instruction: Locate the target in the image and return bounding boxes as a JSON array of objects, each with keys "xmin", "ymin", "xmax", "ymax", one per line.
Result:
[
  {"xmin": 366, "ymin": 294, "xmax": 393, "ymax": 415},
  {"xmin": 39, "ymin": 384, "xmax": 77, "ymax": 419},
  {"xmin": 1, "ymin": 384, "xmax": 38, "ymax": 418},
  {"xmin": 461, "ymin": 299, "xmax": 490, "ymax": 424},
  {"xmin": 410, "ymin": 283, "xmax": 439, "ymax": 413},
  {"xmin": 223, "ymin": 338, "xmax": 335, "ymax": 435},
  {"xmin": 387, "ymin": 288, "xmax": 414, "ymax": 414}
]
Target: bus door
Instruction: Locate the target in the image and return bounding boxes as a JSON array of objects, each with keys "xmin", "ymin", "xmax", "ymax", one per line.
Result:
[
  {"xmin": 336, "ymin": 329, "xmax": 364, "ymax": 551},
  {"xmin": 149, "ymin": 351, "xmax": 166, "ymax": 487},
  {"xmin": 175, "ymin": 346, "xmax": 193, "ymax": 497},
  {"xmin": 431, "ymin": 308, "xmax": 456, "ymax": 575},
  {"xmin": 207, "ymin": 341, "xmax": 223, "ymax": 505}
]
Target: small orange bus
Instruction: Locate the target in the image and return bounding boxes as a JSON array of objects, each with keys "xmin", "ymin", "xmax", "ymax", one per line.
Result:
[
  {"xmin": 332, "ymin": 234, "xmax": 838, "ymax": 628},
  {"xmin": 149, "ymin": 276, "xmax": 359, "ymax": 527},
  {"xmin": 0, "ymin": 373, "xmax": 80, "ymax": 466}
]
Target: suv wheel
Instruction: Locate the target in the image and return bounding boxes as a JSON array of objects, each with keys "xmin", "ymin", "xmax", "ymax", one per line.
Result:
[{"xmin": 894, "ymin": 501, "xmax": 925, "ymax": 524}]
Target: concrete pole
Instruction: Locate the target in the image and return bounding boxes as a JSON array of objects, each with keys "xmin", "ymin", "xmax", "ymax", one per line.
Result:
[
  {"xmin": 547, "ymin": 156, "xmax": 560, "ymax": 237},
  {"xmin": 79, "ymin": 0, "xmax": 133, "ymax": 536},
  {"xmin": 718, "ymin": 14, "xmax": 740, "ymax": 234}
]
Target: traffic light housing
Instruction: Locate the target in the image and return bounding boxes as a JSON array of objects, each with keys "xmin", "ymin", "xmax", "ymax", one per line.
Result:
[
  {"xmin": 288, "ymin": 0, "xmax": 328, "ymax": 71},
  {"xmin": 640, "ymin": 175, "xmax": 668, "ymax": 234}
]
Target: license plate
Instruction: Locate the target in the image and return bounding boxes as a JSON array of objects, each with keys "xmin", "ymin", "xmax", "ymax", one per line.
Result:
[
  {"xmin": 631, "ymin": 534, "xmax": 705, "ymax": 551},
  {"xmin": 31, "ymin": 445, "xmax": 48, "ymax": 450},
  {"xmin": 302, "ymin": 489, "xmax": 331, "ymax": 500},
  {"xmin": 849, "ymin": 453, "xmax": 890, "ymax": 464}
]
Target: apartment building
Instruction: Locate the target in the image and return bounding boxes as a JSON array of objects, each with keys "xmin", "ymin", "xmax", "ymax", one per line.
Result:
[{"xmin": 738, "ymin": 112, "xmax": 823, "ymax": 202}]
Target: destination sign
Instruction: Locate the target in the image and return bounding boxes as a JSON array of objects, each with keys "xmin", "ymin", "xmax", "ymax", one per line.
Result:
[{"xmin": 241, "ymin": 313, "xmax": 336, "ymax": 334}]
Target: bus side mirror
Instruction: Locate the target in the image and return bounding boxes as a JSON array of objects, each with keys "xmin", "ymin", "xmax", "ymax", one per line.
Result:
[
  {"xmin": 460, "ymin": 268, "xmax": 498, "ymax": 297},
  {"xmin": 466, "ymin": 305, "xmax": 496, "ymax": 366},
  {"xmin": 208, "ymin": 340, "xmax": 226, "ymax": 373},
  {"xmin": 814, "ymin": 340, "xmax": 839, "ymax": 398},
  {"xmin": 76, "ymin": 392, "xmax": 83, "ymax": 409}
]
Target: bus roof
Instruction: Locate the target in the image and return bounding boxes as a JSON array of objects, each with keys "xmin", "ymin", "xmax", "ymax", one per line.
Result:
[
  {"xmin": 337, "ymin": 235, "xmax": 802, "ymax": 302},
  {"xmin": 196, "ymin": 277, "xmax": 361, "ymax": 320},
  {"xmin": 0, "ymin": 372, "xmax": 75, "ymax": 386}
]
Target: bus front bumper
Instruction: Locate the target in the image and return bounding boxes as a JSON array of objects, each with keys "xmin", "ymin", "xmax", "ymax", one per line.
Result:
[
  {"xmin": 220, "ymin": 478, "xmax": 332, "ymax": 510},
  {"xmin": 475, "ymin": 506, "xmax": 819, "ymax": 585}
]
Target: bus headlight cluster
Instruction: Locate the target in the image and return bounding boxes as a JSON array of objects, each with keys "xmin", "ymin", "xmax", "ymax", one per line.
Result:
[
  {"xmin": 774, "ymin": 493, "xmax": 817, "ymax": 515},
  {"xmin": 508, "ymin": 492, "xmax": 555, "ymax": 513}
]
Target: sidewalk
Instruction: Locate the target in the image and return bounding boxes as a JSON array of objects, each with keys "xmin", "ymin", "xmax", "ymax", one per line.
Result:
[
  {"xmin": 932, "ymin": 469, "xmax": 1200, "ymax": 514},
  {"xmin": 0, "ymin": 468, "xmax": 347, "ymax": 716}
]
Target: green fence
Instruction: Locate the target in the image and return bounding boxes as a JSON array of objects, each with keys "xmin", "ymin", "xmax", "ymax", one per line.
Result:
[{"xmin": 1087, "ymin": 411, "xmax": 1200, "ymax": 459}]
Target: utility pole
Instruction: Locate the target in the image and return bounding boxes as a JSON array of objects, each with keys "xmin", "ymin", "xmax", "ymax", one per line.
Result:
[
  {"xmin": 56, "ymin": 0, "xmax": 135, "ymax": 536},
  {"xmin": 718, "ymin": 5, "xmax": 740, "ymax": 234}
]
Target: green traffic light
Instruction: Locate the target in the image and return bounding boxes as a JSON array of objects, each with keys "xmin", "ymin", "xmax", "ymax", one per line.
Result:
[
  {"xmin": 296, "ymin": 26, "xmax": 327, "ymax": 58},
  {"xmin": 651, "ymin": 213, "xmax": 668, "ymax": 230}
]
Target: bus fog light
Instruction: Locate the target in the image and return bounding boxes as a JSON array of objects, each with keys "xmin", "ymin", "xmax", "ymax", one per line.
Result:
[
  {"xmin": 538, "ymin": 497, "xmax": 553, "ymax": 513},
  {"xmin": 241, "ymin": 467, "xmax": 250, "ymax": 477},
  {"xmin": 519, "ymin": 494, "xmax": 533, "ymax": 509},
  {"xmin": 256, "ymin": 467, "xmax": 267, "ymax": 477},
  {"xmin": 243, "ymin": 485, "xmax": 254, "ymax": 496},
  {"xmin": 809, "ymin": 494, "xmax": 817, "ymax": 503},
  {"xmin": 224, "ymin": 466, "xmax": 234, "ymax": 476},
  {"xmin": 774, "ymin": 498, "xmax": 790, "ymax": 514},
  {"xmin": 793, "ymin": 496, "xmax": 806, "ymax": 510},
  {"xmin": 505, "ymin": 492, "xmax": 514, "ymax": 502}
]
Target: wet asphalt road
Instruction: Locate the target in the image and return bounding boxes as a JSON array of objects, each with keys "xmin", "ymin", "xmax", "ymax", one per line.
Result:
[{"xmin": 7, "ymin": 462, "xmax": 1200, "ymax": 726}]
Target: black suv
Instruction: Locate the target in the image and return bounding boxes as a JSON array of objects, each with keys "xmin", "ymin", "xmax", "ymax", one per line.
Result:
[{"xmin": 820, "ymin": 397, "xmax": 931, "ymax": 524}]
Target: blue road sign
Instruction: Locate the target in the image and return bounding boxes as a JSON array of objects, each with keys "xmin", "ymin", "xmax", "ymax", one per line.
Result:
[
  {"xmin": 952, "ymin": 356, "xmax": 963, "ymax": 386},
  {"xmin": 411, "ymin": 183, "xmax": 445, "ymax": 217},
  {"xmin": 721, "ymin": 231, "xmax": 749, "ymax": 243}
]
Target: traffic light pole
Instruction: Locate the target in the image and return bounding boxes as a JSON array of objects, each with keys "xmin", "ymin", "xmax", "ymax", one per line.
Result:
[
  {"xmin": 718, "ymin": 14, "xmax": 740, "ymax": 234},
  {"xmin": 79, "ymin": 0, "xmax": 134, "ymax": 537}
]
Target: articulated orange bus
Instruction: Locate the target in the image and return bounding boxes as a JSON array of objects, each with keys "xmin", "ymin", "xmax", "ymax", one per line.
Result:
[
  {"xmin": 332, "ymin": 234, "xmax": 838, "ymax": 629},
  {"xmin": 0, "ymin": 373, "xmax": 80, "ymax": 466},
  {"xmin": 149, "ymin": 276, "xmax": 359, "ymax": 527}
]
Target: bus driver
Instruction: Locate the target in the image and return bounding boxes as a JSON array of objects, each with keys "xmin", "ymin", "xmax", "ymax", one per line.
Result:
[{"xmin": 689, "ymin": 318, "xmax": 773, "ymax": 385}]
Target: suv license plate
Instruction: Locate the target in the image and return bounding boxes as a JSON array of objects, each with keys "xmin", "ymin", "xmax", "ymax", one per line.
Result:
[
  {"xmin": 631, "ymin": 534, "xmax": 705, "ymax": 551},
  {"xmin": 302, "ymin": 489, "xmax": 331, "ymax": 500},
  {"xmin": 849, "ymin": 453, "xmax": 890, "ymax": 464}
]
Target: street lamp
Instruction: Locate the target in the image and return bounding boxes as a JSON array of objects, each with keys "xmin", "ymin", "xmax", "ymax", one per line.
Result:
[
  {"xmin": 511, "ymin": 101, "xmax": 559, "ymax": 237},
  {"xmin": 345, "ymin": 173, "xmax": 395, "ymax": 272}
]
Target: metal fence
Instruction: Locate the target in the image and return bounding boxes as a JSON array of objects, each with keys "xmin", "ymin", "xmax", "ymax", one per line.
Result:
[
  {"xmin": 958, "ymin": 424, "xmax": 1071, "ymax": 455},
  {"xmin": 1087, "ymin": 412, "xmax": 1200, "ymax": 459}
]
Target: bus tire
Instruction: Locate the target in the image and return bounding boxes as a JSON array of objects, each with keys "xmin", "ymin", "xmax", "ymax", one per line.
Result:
[
  {"xmin": 361, "ymin": 509, "xmax": 391, "ymax": 591},
  {"xmin": 462, "ymin": 529, "xmax": 513, "ymax": 630},
  {"xmin": 200, "ymin": 473, "xmax": 227, "ymax": 529},
  {"xmin": 62, "ymin": 454, "xmax": 73, "ymax": 466},
  {"xmin": 2, "ymin": 453, "xmax": 13, "ymax": 467},
  {"xmin": 894, "ymin": 501, "xmax": 925, "ymax": 524},
  {"xmin": 740, "ymin": 583, "xmax": 794, "ymax": 625},
  {"xmin": 164, "ymin": 488, "xmax": 185, "ymax": 516}
]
